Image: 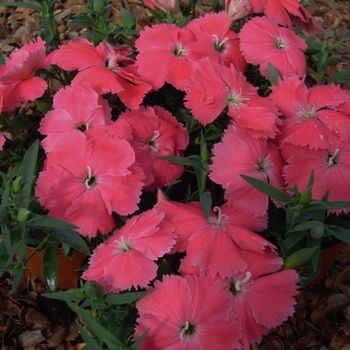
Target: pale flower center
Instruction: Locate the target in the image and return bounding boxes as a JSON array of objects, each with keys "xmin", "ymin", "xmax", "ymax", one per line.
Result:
[
  {"xmin": 254, "ymin": 155, "xmax": 273, "ymax": 175},
  {"xmin": 230, "ymin": 271, "xmax": 252, "ymax": 295},
  {"xmin": 85, "ymin": 166, "xmax": 97, "ymax": 189},
  {"xmin": 297, "ymin": 104, "xmax": 318, "ymax": 121},
  {"xmin": 207, "ymin": 206, "xmax": 228, "ymax": 231},
  {"xmin": 226, "ymin": 88, "xmax": 248, "ymax": 108},
  {"xmin": 327, "ymin": 148, "xmax": 340, "ymax": 166},
  {"xmin": 275, "ymin": 37, "xmax": 286, "ymax": 49},
  {"xmin": 179, "ymin": 321, "xmax": 196, "ymax": 340},
  {"xmin": 141, "ymin": 130, "xmax": 160, "ymax": 152},
  {"xmin": 116, "ymin": 236, "xmax": 133, "ymax": 252},
  {"xmin": 213, "ymin": 34, "xmax": 229, "ymax": 53},
  {"xmin": 172, "ymin": 43, "xmax": 186, "ymax": 56}
]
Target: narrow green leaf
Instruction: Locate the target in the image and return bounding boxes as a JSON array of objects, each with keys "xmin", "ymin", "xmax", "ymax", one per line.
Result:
[
  {"xmin": 199, "ymin": 191, "xmax": 212, "ymax": 218},
  {"xmin": 1, "ymin": 2, "xmax": 41, "ymax": 11},
  {"xmin": 240, "ymin": 175, "xmax": 291, "ymax": 203},
  {"xmin": 287, "ymin": 220, "xmax": 324, "ymax": 233},
  {"xmin": 119, "ymin": 7, "xmax": 135, "ymax": 30},
  {"xmin": 0, "ymin": 52, "xmax": 6, "ymax": 66},
  {"xmin": 104, "ymin": 291, "xmax": 148, "ymax": 305},
  {"xmin": 283, "ymin": 231, "xmax": 306, "ymax": 252},
  {"xmin": 284, "ymin": 246, "xmax": 318, "ymax": 269},
  {"xmin": 42, "ymin": 289, "xmax": 85, "ymax": 302},
  {"xmin": 131, "ymin": 329, "xmax": 149, "ymax": 349},
  {"xmin": 328, "ymin": 225, "xmax": 350, "ymax": 245},
  {"xmin": 42, "ymin": 243, "xmax": 58, "ymax": 292},
  {"xmin": 77, "ymin": 322, "xmax": 102, "ymax": 349},
  {"xmin": 303, "ymin": 200, "xmax": 350, "ymax": 212},
  {"xmin": 68, "ymin": 15, "xmax": 96, "ymax": 28},
  {"xmin": 26, "ymin": 214, "xmax": 77, "ymax": 229},
  {"xmin": 329, "ymin": 70, "xmax": 350, "ymax": 84},
  {"xmin": 267, "ymin": 63, "xmax": 280, "ymax": 85},
  {"xmin": 49, "ymin": 228, "xmax": 90, "ymax": 255},
  {"xmin": 159, "ymin": 155, "xmax": 203, "ymax": 169}
]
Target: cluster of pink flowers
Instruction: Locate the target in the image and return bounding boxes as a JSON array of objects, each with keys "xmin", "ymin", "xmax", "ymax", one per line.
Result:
[{"xmin": 1, "ymin": 0, "xmax": 350, "ymax": 348}]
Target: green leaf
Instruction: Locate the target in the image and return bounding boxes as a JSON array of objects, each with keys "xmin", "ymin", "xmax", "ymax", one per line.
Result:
[
  {"xmin": 42, "ymin": 242, "xmax": 58, "ymax": 292},
  {"xmin": 328, "ymin": 225, "xmax": 350, "ymax": 245},
  {"xmin": 158, "ymin": 155, "xmax": 203, "ymax": 170},
  {"xmin": 104, "ymin": 291, "xmax": 148, "ymax": 305},
  {"xmin": 1, "ymin": 2, "xmax": 41, "ymax": 11},
  {"xmin": 284, "ymin": 246, "xmax": 318, "ymax": 269},
  {"xmin": 66, "ymin": 301, "xmax": 127, "ymax": 349},
  {"xmin": 287, "ymin": 220, "xmax": 324, "ymax": 233},
  {"xmin": 199, "ymin": 191, "xmax": 212, "ymax": 218},
  {"xmin": 267, "ymin": 63, "xmax": 280, "ymax": 85},
  {"xmin": 329, "ymin": 70, "xmax": 350, "ymax": 84},
  {"xmin": 68, "ymin": 15, "xmax": 96, "ymax": 28},
  {"xmin": 303, "ymin": 200, "xmax": 350, "ymax": 212},
  {"xmin": 77, "ymin": 322, "xmax": 102, "ymax": 349},
  {"xmin": 50, "ymin": 227, "xmax": 90, "ymax": 255},
  {"xmin": 119, "ymin": 7, "xmax": 135, "ymax": 30},
  {"xmin": 283, "ymin": 231, "xmax": 306, "ymax": 253},
  {"xmin": 26, "ymin": 214, "xmax": 77, "ymax": 229},
  {"xmin": 240, "ymin": 175, "xmax": 291, "ymax": 203},
  {"xmin": 131, "ymin": 329, "xmax": 149, "ymax": 350},
  {"xmin": 0, "ymin": 52, "xmax": 6, "ymax": 66},
  {"xmin": 42, "ymin": 289, "xmax": 85, "ymax": 302}
]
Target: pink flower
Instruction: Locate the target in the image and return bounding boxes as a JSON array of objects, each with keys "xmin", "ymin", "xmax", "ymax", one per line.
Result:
[
  {"xmin": 134, "ymin": 274, "xmax": 242, "ymax": 350},
  {"xmin": 283, "ymin": 135, "xmax": 350, "ymax": 213},
  {"xmin": 225, "ymin": 0, "xmax": 252, "ymax": 21},
  {"xmin": 0, "ymin": 93, "xmax": 4, "ymax": 150},
  {"xmin": 82, "ymin": 209, "xmax": 176, "ymax": 293},
  {"xmin": 35, "ymin": 129, "xmax": 145, "ymax": 237},
  {"xmin": 49, "ymin": 38, "xmax": 152, "ymax": 109},
  {"xmin": 186, "ymin": 12, "xmax": 247, "ymax": 70},
  {"xmin": 155, "ymin": 199, "xmax": 275, "ymax": 278},
  {"xmin": 226, "ymin": 250, "xmax": 299, "ymax": 349},
  {"xmin": 39, "ymin": 84, "xmax": 111, "ymax": 148},
  {"xmin": 118, "ymin": 106, "xmax": 189, "ymax": 190},
  {"xmin": 135, "ymin": 24, "xmax": 202, "ymax": 90},
  {"xmin": 210, "ymin": 127, "xmax": 285, "ymax": 216},
  {"xmin": 143, "ymin": 0, "xmax": 180, "ymax": 15},
  {"xmin": 270, "ymin": 75, "xmax": 350, "ymax": 149},
  {"xmin": 0, "ymin": 37, "xmax": 48, "ymax": 111},
  {"xmin": 239, "ymin": 16, "xmax": 307, "ymax": 79},
  {"xmin": 185, "ymin": 58, "xmax": 280, "ymax": 138}
]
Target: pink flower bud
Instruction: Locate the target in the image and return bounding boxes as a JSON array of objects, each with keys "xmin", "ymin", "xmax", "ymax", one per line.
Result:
[
  {"xmin": 144, "ymin": 0, "xmax": 180, "ymax": 15},
  {"xmin": 225, "ymin": 0, "xmax": 252, "ymax": 21}
]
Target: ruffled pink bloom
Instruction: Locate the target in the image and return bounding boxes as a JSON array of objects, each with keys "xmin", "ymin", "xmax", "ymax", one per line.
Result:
[
  {"xmin": 185, "ymin": 58, "xmax": 280, "ymax": 138},
  {"xmin": 156, "ymin": 199, "xmax": 276, "ymax": 278},
  {"xmin": 239, "ymin": 16, "xmax": 307, "ymax": 79},
  {"xmin": 35, "ymin": 129, "xmax": 145, "ymax": 237},
  {"xmin": 82, "ymin": 209, "xmax": 176, "ymax": 293},
  {"xmin": 283, "ymin": 135, "xmax": 350, "ymax": 213},
  {"xmin": 210, "ymin": 127, "xmax": 285, "ymax": 216},
  {"xmin": 39, "ymin": 84, "xmax": 111, "ymax": 149},
  {"xmin": 49, "ymin": 38, "xmax": 152, "ymax": 109},
  {"xmin": 134, "ymin": 274, "xmax": 242, "ymax": 350},
  {"xmin": 118, "ymin": 106, "xmax": 189, "ymax": 190},
  {"xmin": 225, "ymin": 0, "xmax": 252, "ymax": 21},
  {"xmin": 135, "ymin": 24, "xmax": 203, "ymax": 90},
  {"xmin": 0, "ymin": 37, "xmax": 48, "ymax": 111},
  {"xmin": 226, "ymin": 250, "xmax": 299, "ymax": 349},
  {"xmin": 270, "ymin": 75, "xmax": 350, "ymax": 149},
  {"xmin": 186, "ymin": 12, "xmax": 246, "ymax": 70}
]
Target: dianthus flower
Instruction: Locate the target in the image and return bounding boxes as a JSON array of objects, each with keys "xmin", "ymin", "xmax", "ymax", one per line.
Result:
[
  {"xmin": 226, "ymin": 250, "xmax": 299, "ymax": 349},
  {"xmin": 134, "ymin": 274, "xmax": 242, "ymax": 350},
  {"xmin": 39, "ymin": 84, "xmax": 111, "ymax": 149},
  {"xmin": 82, "ymin": 209, "xmax": 176, "ymax": 293},
  {"xmin": 118, "ymin": 106, "xmax": 189, "ymax": 190},
  {"xmin": 49, "ymin": 38, "xmax": 152, "ymax": 109},
  {"xmin": 283, "ymin": 134, "xmax": 350, "ymax": 213},
  {"xmin": 270, "ymin": 75, "xmax": 350, "ymax": 149},
  {"xmin": 186, "ymin": 11, "xmax": 246, "ymax": 70},
  {"xmin": 135, "ymin": 23, "xmax": 202, "ymax": 90},
  {"xmin": 0, "ymin": 37, "xmax": 48, "ymax": 111},
  {"xmin": 156, "ymin": 199, "xmax": 274, "ymax": 278},
  {"xmin": 35, "ymin": 129, "xmax": 145, "ymax": 237},
  {"xmin": 0, "ymin": 93, "xmax": 4, "ymax": 150},
  {"xmin": 239, "ymin": 16, "xmax": 307, "ymax": 79},
  {"xmin": 210, "ymin": 127, "xmax": 285, "ymax": 216},
  {"xmin": 185, "ymin": 58, "xmax": 280, "ymax": 137}
]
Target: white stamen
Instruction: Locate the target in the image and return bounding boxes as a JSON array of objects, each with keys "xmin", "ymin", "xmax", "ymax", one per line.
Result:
[
  {"xmin": 234, "ymin": 271, "xmax": 252, "ymax": 292},
  {"xmin": 179, "ymin": 321, "xmax": 189, "ymax": 340}
]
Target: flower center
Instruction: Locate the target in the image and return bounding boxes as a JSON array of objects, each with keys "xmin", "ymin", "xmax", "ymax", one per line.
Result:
[
  {"xmin": 230, "ymin": 271, "xmax": 252, "ymax": 295},
  {"xmin": 254, "ymin": 155, "xmax": 273, "ymax": 175},
  {"xmin": 179, "ymin": 321, "xmax": 196, "ymax": 340},
  {"xmin": 117, "ymin": 236, "xmax": 133, "ymax": 252},
  {"xmin": 78, "ymin": 123, "xmax": 90, "ymax": 132},
  {"xmin": 207, "ymin": 206, "xmax": 228, "ymax": 230},
  {"xmin": 226, "ymin": 88, "xmax": 248, "ymax": 109},
  {"xmin": 213, "ymin": 35, "xmax": 229, "ymax": 53},
  {"xmin": 85, "ymin": 166, "xmax": 97, "ymax": 189},
  {"xmin": 298, "ymin": 105, "xmax": 318, "ymax": 121},
  {"xmin": 327, "ymin": 148, "xmax": 340, "ymax": 166},
  {"xmin": 172, "ymin": 44, "xmax": 186, "ymax": 56},
  {"xmin": 275, "ymin": 37, "xmax": 285, "ymax": 50},
  {"xmin": 142, "ymin": 130, "xmax": 160, "ymax": 152}
]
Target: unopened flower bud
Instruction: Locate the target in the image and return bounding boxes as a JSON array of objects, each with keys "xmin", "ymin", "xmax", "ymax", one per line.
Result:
[
  {"xmin": 16, "ymin": 208, "xmax": 31, "ymax": 222},
  {"xmin": 11, "ymin": 176, "xmax": 22, "ymax": 194},
  {"xmin": 310, "ymin": 225, "xmax": 324, "ymax": 239},
  {"xmin": 225, "ymin": 0, "xmax": 252, "ymax": 22},
  {"xmin": 144, "ymin": 0, "xmax": 180, "ymax": 15}
]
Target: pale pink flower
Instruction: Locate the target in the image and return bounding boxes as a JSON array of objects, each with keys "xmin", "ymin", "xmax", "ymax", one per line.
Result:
[
  {"xmin": 135, "ymin": 24, "xmax": 202, "ymax": 90},
  {"xmin": 118, "ymin": 106, "xmax": 189, "ymax": 190},
  {"xmin": 225, "ymin": 0, "xmax": 252, "ymax": 21},
  {"xmin": 0, "ymin": 37, "xmax": 48, "ymax": 111},
  {"xmin": 186, "ymin": 12, "xmax": 247, "ymax": 70},
  {"xmin": 270, "ymin": 75, "xmax": 350, "ymax": 149},
  {"xmin": 185, "ymin": 58, "xmax": 280, "ymax": 138},
  {"xmin": 39, "ymin": 84, "xmax": 111, "ymax": 148},
  {"xmin": 82, "ymin": 209, "xmax": 176, "ymax": 292},
  {"xmin": 49, "ymin": 38, "xmax": 152, "ymax": 109},
  {"xmin": 35, "ymin": 129, "xmax": 145, "ymax": 237},
  {"xmin": 156, "ymin": 199, "xmax": 275, "ymax": 278},
  {"xmin": 226, "ymin": 250, "xmax": 299, "ymax": 349},
  {"xmin": 210, "ymin": 127, "xmax": 285, "ymax": 216},
  {"xmin": 239, "ymin": 16, "xmax": 307, "ymax": 79},
  {"xmin": 143, "ymin": 0, "xmax": 180, "ymax": 15},
  {"xmin": 283, "ymin": 134, "xmax": 350, "ymax": 213},
  {"xmin": 134, "ymin": 274, "xmax": 242, "ymax": 350}
]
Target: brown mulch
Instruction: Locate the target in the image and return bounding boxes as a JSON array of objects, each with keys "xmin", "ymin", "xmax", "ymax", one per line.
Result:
[{"xmin": 1, "ymin": 0, "xmax": 350, "ymax": 349}]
